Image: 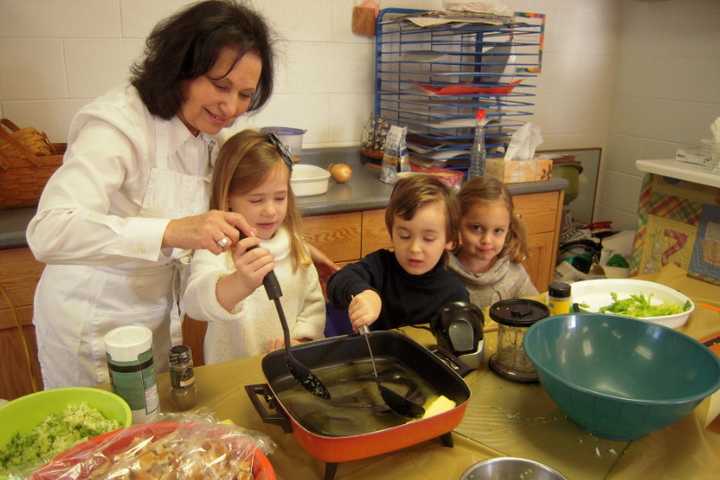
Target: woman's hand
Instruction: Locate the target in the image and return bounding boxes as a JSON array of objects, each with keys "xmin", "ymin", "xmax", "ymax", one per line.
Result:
[
  {"xmin": 162, "ymin": 210, "xmax": 254, "ymax": 254},
  {"xmin": 348, "ymin": 289, "xmax": 382, "ymax": 330},
  {"xmin": 215, "ymin": 236, "xmax": 274, "ymax": 311}
]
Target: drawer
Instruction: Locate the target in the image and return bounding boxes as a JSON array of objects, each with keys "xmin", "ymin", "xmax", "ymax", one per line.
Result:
[
  {"xmin": 513, "ymin": 191, "xmax": 561, "ymax": 235},
  {"xmin": 361, "ymin": 209, "xmax": 392, "ymax": 257},
  {"xmin": 302, "ymin": 212, "xmax": 362, "ymax": 263}
]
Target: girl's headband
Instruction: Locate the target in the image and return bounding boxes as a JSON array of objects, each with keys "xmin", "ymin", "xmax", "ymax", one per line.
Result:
[{"xmin": 266, "ymin": 133, "xmax": 293, "ymax": 172}]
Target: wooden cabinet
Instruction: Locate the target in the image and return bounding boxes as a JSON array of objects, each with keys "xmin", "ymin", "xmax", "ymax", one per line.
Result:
[
  {"xmin": 0, "ymin": 248, "xmax": 44, "ymax": 400},
  {"xmin": 513, "ymin": 190, "xmax": 564, "ymax": 292},
  {"xmin": 302, "ymin": 208, "xmax": 392, "ymax": 263}
]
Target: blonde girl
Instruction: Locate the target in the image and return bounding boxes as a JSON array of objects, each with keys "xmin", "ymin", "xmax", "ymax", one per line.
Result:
[
  {"xmin": 182, "ymin": 130, "xmax": 325, "ymax": 363},
  {"xmin": 448, "ymin": 176, "xmax": 538, "ymax": 307}
]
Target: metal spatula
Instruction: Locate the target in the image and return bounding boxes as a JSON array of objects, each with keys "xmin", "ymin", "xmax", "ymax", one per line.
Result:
[{"xmin": 359, "ymin": 325, "xmax": 425, "ymax": 418}]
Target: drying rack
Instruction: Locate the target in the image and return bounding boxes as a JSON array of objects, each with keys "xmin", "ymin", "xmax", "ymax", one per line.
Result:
[{"xmin": 374, "ymin": 8, "xmax": 545, "ymax": 172}]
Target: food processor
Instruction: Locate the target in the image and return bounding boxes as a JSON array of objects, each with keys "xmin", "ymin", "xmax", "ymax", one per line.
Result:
[{"xmin": 431, "ymin": 301, "xmax": 485, "ymax": 370}]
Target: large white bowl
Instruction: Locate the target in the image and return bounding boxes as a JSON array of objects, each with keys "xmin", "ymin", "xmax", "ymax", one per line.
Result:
[
  {"xmin": 290, "ymin": 164, "xmax": 330, "ymax": 197},
  {"xmin": 571, "ymin": 278, "xmax": 694, "ymax": 329}
]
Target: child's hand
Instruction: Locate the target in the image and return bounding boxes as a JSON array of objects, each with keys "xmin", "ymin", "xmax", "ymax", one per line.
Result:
[
  {"xmin": 266, "ymin": 337, "xmax": 304, "ymax": 352},
  {"xmin": 231, "ymin": 236, "xmax": 275, "ymax": 291},
  {"xmin": 348, "ymin": 290, "xmax": 382, "ymax": 330}
]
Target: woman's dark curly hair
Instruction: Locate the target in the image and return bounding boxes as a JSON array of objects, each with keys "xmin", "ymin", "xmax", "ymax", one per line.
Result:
[{"xmin": 130, "ymin": 0, "xmax": 274, "ymax": 119}]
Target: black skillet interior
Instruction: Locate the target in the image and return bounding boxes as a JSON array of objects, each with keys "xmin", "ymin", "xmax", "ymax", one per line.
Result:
[{"xmin": 261, "ymin": 330, "xmax": 471, "ymax": 406}]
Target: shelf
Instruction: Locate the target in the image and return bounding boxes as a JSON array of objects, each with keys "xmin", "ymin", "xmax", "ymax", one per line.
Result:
[
  {"xmin": 374, "ymin": 8, "xmax": 545, "ymax": 172},
  {"xmin": 635, "ymin": 159, "xmax": 720, "ymax": 189}
]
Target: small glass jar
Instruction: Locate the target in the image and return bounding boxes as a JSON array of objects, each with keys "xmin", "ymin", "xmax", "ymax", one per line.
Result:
[
  {"xmin": 548, "ymin": 281, "xmax": 572, "ymax": 316},
  {"xmin": 169, "ymin": 345, "xmax": 198, "ymax": 411},
  {"xmin": 489, "ymin": 299, "xmax": 549, "ymax": 383}
]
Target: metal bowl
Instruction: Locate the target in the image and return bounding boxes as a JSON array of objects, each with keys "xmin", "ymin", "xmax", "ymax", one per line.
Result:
[{"xmin": 460, "ymin": 457, "xmax": 567, "ymax": 480}]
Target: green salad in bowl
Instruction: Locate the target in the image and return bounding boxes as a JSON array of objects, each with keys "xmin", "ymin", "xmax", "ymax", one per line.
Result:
[
  {"xmin": 571, "ymin": 279, "xmax": 695, "ymax": 329},
  {"xmin": 598, "ymin": 292, "xmax": 692, "ymax": 317},
  {"xmin": 0, "ymin": 388, "xmax": 130, "ymax": 478}
]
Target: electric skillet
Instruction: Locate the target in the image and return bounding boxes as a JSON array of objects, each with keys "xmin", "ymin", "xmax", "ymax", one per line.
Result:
[{"xmin": 246, "ymin": 330, "xmax": 471, "ymax": 480}]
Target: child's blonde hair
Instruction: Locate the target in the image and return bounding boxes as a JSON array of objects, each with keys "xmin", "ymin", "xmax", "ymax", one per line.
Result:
[
  {"xmin": 457, "ymin": 176, "xmax": 528, "ymax": 263},
  {"xmin": 210, "ymin": 129, "xmax": 310, "ymax": 270},
  {"xmin": 385, "ymin": 175, "xmax": 460, "ymax": 248}
]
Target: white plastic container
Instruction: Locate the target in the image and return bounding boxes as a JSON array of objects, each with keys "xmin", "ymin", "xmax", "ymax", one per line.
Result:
[
  {"xmin": 290, "ymin": 164, "xmax": 330, "ymax": 197},
  {"xmin": 260, "ymin": 127, "xmax": 306, "ymax": 162},
  {"xmin": 104, "ymin": 325, "xmax": 159, "ymax": 423}
]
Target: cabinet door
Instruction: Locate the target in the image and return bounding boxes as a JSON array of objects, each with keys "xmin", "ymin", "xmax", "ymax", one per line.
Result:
[
  {"xmin": 361, "ymin": 209, "xmax": 392, "ymax": 256},
  {"xmin": 513, "ymin": 191, "xmax": 560, "ymax": 234},
  {"xmin": 0, "ymin": 248, "xmax": 44, "ymax": 399},
  {"xmin": 513, "ymin": 190, "xmax": 563, "ymax": 293},
  {"xmin": 523, "ymin": 231, "xmax": 556, "ymax": 293},
  {"xmin": 302, "ymin": 212, "xmax": 362, "ymax": 263}
]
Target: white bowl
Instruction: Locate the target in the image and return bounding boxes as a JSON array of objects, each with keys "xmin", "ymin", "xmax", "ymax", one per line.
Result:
[
  {"xmin": 291, "ymin": 164, "xmax": 330, "ymax": 197},
  {"xmin": 571, "ymin": 278, "xmax": 695, "ymax": 329}
]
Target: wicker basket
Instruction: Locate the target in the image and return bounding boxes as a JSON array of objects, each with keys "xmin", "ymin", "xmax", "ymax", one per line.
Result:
[{"xmin": 0, "ymin": 119, "xmax": 65, "ymax": 209}]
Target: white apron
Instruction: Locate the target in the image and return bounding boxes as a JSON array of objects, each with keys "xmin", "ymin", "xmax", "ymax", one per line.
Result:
[{"xmin": 34, "ymin": 119, "xmax": 212, "ymax": 388}]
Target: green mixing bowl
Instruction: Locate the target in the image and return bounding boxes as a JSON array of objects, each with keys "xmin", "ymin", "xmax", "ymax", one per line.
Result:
[
  {"xmin": 0, "ymin": 387, "xmax": 132, "ymax": 448},
  {"xmin": 524, "ymin": 314, "xmax": 720, "ymax": 440}
]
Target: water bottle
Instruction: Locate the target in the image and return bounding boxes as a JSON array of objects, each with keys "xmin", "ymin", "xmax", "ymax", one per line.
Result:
[{"xmin": 468, "ymin": 109, "xmax": 487, "ymax": 179}]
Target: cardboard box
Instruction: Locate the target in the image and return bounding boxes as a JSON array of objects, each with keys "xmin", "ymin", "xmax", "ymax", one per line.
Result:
[{"xmin": 485, "ymin": 158, "xmax": 553, "ymax": 183}]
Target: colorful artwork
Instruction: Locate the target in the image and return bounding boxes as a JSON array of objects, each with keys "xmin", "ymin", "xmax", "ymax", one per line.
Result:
[
  {"xmin": 631, "ymin": 174, "xmax": 718, "ymax": 276},
  {"xmin": 689, "ymin": 204, "xmax": 720, "ymax": 285}
]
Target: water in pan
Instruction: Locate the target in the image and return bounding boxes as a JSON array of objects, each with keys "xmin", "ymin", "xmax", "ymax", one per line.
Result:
[{"xmin": 275, "ymin": 358, "xmax": 441, "ymax": 436}]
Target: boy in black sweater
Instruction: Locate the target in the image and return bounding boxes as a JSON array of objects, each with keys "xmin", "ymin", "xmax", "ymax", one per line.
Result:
[{"xmin": 328, "ymin": 175, "xmax": 469, "ymax": 330}]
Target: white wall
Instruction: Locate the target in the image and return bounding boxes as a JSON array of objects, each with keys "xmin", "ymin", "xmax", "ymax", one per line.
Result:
[
  {"xmin": 0, "ymin": 0, "xmax": 620, "ymax": 152},
  {"xmin": 597, "ymin": 0, "xmax": 720, "ymax": 230}
]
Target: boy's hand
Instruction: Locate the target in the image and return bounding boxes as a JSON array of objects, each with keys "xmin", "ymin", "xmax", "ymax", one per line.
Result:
[{"xmin": 348, "ymin": 290, "xmax": 382, "ymax": 330}]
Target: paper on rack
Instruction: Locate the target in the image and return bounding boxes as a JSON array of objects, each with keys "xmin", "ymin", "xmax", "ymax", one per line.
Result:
[{"xmin": 443, "ymin": 0, "xmax": 514, "ymax": 17}]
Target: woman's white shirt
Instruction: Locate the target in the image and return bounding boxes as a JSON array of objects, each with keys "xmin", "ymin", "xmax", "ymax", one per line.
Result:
[
  {"xmin": 182, "ymin": 227, "xmax": 326, "ymax": 363},
  {"xmin": 26, "ymin": 85, "xmax": 215, "ymax": 266}
]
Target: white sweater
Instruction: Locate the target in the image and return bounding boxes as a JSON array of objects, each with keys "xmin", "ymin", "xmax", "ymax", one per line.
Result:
[{"xmin": 182, "ymin": 228, "xmax": 326, "ymax": 364}]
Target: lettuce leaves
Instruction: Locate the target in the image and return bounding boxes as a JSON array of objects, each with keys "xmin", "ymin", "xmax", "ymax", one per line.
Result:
[{"xmin": 599, "ymin": 292, "xmax": 691, "ymax": 318}]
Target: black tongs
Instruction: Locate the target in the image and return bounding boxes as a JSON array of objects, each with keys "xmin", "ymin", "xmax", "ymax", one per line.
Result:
[{"xmin": 243, "ymin": 234, "xmax": 331, "ymax": 399}]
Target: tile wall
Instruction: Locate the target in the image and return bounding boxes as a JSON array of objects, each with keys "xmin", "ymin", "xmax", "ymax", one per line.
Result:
[
  {"xmin": 0, "ymin": 0, "xmax": 620, "ymax": 152},
  {"xmin": 597, "ymin": 0, "xmax": 720, "ymax": 229}
]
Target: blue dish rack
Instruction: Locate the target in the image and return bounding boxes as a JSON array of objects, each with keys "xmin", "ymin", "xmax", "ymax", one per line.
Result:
[{"xmin": 374, "ymin": 8, "xmax": 545, "ymax": 172}]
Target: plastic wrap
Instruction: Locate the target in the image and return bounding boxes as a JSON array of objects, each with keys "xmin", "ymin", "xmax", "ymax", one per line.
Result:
[{"xmin": 30, "ymin": 418, "xmax": 276, "ymax": 480}]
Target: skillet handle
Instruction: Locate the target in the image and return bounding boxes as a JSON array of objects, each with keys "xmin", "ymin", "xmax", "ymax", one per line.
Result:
[
  {"xmin": 430, "ymin": 346, "xmax": 474, "ymax": 378},
  {"xmin": 245, "ymin": 384, "xmax": 292, "ymax": 433}
]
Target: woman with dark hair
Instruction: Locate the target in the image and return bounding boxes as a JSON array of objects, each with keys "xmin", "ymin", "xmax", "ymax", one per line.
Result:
[{"xmin": 25, "ymin": 1, "xmax": 315, "ymax": 388}]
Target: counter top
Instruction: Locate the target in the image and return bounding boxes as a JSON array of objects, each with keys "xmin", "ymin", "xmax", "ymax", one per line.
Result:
[
  {"xmin": 636, "ymin": 158, "xmax": 720, "ymax": 188},
  {"xmin": 153, "ymin": 264, "xmax": 719, "ymax": 480},
  {"xmin": 0, "ymin": 147, "xmax": 566, "ymax": 249}
]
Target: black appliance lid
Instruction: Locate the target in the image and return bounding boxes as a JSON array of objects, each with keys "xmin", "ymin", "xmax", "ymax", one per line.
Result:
[{"xmin": 489, "ymin": 299, "xmax": 549, "ymax": 327}]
